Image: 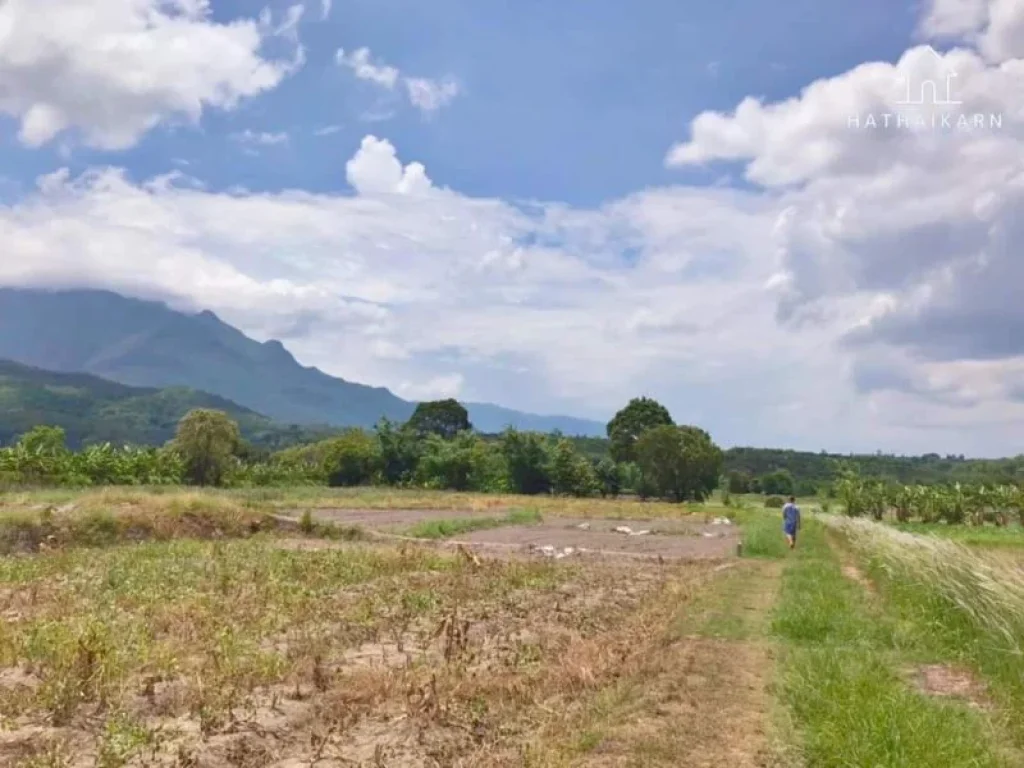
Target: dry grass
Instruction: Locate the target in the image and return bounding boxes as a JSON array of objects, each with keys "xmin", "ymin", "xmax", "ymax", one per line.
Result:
[
  {"xmin": 0, "ymin": 527, "xmax": 723, "ymax": 767},
  {"xmin": 0, "ymin": 486, "xmax": 713, "ymax": 521}
]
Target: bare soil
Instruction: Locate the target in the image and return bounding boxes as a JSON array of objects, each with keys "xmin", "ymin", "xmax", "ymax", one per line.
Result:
[
  {"xmin": 915, "ymin": 664, "xmax": 990, "ymax": 709},
  {"xmin": 300, "ymin": 508, "xmax": 741, "ymax": 561}
]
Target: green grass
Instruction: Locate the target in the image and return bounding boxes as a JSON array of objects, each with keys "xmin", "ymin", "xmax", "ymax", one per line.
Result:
[
  {"xmin": 732, "ymin": 505, "xmax": 790, "ymax": 559},
  {"xmin": 840, "ymin": 523, "xmax": 1024, "ymax": 751},
  {"xmin": 402, "ymin": 507, "xmax": 543, "ymax": 539},
  {"xmin": 773, "ymin": 522, "xmax": 1007, "ymax": 767}
]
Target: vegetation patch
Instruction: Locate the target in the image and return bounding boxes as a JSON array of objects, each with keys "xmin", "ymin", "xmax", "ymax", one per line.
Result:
[
  {"xmin": 773, "ymin": 522, "xmax": 1007, "ymax": 767},
  {"xmin": 400, "ymin": 507, "xmax": 543, "ymax": 539},
  {"xmin": 0, "ymin": 494, "xmax": 356, "ymax": 554}
]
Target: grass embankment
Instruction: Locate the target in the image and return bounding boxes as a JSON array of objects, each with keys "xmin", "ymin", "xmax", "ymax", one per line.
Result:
[
  {"xmin": 1, "ymin": 486, "xmax": 711, "ymax": 521},
  {"xmin": 0, "ymin": 494, "xmax": 362, "ymax": 555},
  {"xmin": 833, "ymin": 516, "xmax": 1024, "ymax": 753},
  {"xmin": 775, "ymin": 521, "xmax": 1009, "ymax": 766},
  {"xmin": 401, "ymin": 508, "xmax": 543, "ymax": 539}
]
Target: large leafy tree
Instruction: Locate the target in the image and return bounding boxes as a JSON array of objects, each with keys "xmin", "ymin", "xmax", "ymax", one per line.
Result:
[
  {"xmin": 172, "ymin": 409, "xmax": 241, "ymax": 486},
  {"xmin": 606, "ymin": 397, "xmax": 674, "ymax": 463},
  {"xmin": 635, "ymin": 424, "xmax": 723, "ymax": 502},
  {"xmin": 406, "ymin": 399, "xmax": 472, "ymax": 440}
]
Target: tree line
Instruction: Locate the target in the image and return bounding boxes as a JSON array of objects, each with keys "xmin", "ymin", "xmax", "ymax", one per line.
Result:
[{"xmin": 0, "ymin": 397, "xmax": 724, "ymax": 502}]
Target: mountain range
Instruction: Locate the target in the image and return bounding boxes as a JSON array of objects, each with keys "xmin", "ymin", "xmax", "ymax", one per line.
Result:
[{"xmin": 0, "ymin": 287, "xmax": 605, "ymax": 438}]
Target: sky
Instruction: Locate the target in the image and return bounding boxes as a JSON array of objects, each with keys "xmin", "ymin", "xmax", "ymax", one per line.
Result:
[{"xmin": 1, "ymin": 0, "xmax": 1024, "ymax": 456}]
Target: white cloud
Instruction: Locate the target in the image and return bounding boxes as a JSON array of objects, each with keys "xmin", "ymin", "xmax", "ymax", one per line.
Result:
[
  {"xmin": 405, "ymin": 78, "xmax": 461, "ymax": 114},
  {"xmin": 395, "ymin": 374, "xmax": 465, "ymax": 401},
  {"xmin": 321, "ymin": 0, "xmax": 332, "ymax": 20},
  {"xmin": 336, "ymin": 48, "xmax": 400, "ymax": 89},
  {"xmin": 336, "ymin": 46, "xmax": 460, "ymax": 115},
  {"xmin": 231, "ymin": 130, "xmax": 290, "ymax": 147},
  {"xmin": 314, "ymin": 125, "xmax": 343, "ymax": 137},
  {"xmin": 920, "ymin": 0, "xmax": 1024, "ymax": 62},
  {"xmin": 659, "ymin": 0, "xmax": 1024, "ymax": 453},
  {"xmin": 0, "ymin": 0, "xmax": 300, "ymax": 150},
  {"xmin": 345, "ymin": 135, "xmax": 433, "ymax": 195},
  {"xmin": 274, "ymin": 4, "xmax": 305, "ymax": 42}
]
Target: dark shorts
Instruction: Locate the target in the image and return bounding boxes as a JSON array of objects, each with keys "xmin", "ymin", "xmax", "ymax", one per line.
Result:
[{"xmin": 784, "ymin": 524, "xmax": 798, "ymax": 538}]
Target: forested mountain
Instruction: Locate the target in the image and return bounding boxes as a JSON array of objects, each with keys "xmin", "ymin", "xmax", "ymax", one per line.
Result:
[
  {"xmin": 0, "ymin": 288, "xmax": 604, "ymax": 436},
  {"xmin": 0, "ymin": 359, "xmax": 335, "ymax": 449}
]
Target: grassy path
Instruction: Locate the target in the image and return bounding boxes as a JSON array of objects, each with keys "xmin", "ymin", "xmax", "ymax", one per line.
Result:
[{"xmin": 774, "ymin": 521, "xmax": 1014, "ymax": 767}]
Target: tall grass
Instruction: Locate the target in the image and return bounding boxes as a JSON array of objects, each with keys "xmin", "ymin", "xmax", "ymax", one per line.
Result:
[
  {"xmin": 827, "ymin": 517, "xmax": 1024, "ymax": 656},
  {"xmin": 773, "ymin": 522, "xmax": 1006, "ymax": 766},
  {"xmin": 828, "ymin": 516, "xmax": 1024, "ymax": 747}
]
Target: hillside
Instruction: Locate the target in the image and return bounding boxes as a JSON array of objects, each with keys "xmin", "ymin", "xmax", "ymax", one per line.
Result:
[
  {"xmin": 0, "ymin": 360, "xmax": 335, "ymax": 449},
  {"xmin": 0, "ymin": 288, "xmax": 605, "ymax": 436}
]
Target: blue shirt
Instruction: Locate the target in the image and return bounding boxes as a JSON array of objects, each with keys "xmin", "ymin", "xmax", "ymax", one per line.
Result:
[{"xmin": 783, "ymin": 503, "xmax": 800, "ymax": 528}]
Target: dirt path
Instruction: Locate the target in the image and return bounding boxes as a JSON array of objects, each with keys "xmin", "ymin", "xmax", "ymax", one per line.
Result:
[{"xmin": 519, "ymin": 560, "xmax": 783, "ymax": 767}]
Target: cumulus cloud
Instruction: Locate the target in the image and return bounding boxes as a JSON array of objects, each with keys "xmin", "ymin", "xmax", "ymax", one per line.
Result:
[
  {"xmin": 920, "ymin": 0, "xmax": 1024, "ymax": 62},
  {"xmin": 662, "ymin": 0, "xmax": 1024, "ymax": 450},
  {"xmin": 345, "ymin": 136, "xmax": 433, "ymax": 195},
  {"xmin": 336, "ymin": 46, "xmax": 460, "ymax": 115},
  {"xmin": 0, "ymin": 0, "xmax": 300, "ymax": 150}
]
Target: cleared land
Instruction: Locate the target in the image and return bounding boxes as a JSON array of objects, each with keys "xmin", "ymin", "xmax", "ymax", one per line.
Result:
[{"xmin": 5, "ymin": 489, "xmax": 1024, "ymax": 766}]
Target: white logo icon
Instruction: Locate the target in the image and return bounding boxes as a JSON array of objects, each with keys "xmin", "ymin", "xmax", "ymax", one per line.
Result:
[{"xmin": 896, "ymin": 46, "xmax": 962, "ymax": 106}]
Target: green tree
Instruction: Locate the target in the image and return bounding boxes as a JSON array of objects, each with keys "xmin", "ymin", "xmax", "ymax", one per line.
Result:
[
  {"xmin": 416, "ymin": 433, "xmax": 507, "ymax": 492},
  {"xmin": 635, "ymin": 425, "xmax": 723, "ymax": 502},
  {"xmin": 594, "ymin": 458, "xmax": 622, "ymax": 498},
  {"xmin": 760, "ymin": 469, "xmax": 795, "ymax": 496},
  {"xmin": 406, "ymin": 399, "xmax": 472, "ymax": 440},
  {"xmin": 172, "ymin": 409, "xmax": 241, "ymax": 486},
  {"xmin": 375, "ymin": 418, "xmax": 422, "ymax": 486},
  {"xmin": 725, "ymin": 469, "xmax": 752, "ymax": 494},
  {"xmin": 499, "ymin": 429, "xmax": 551, "ymax": 495},
  {"xmin": 322, "ymin": 428, "xmax": 380, "ymax": 487},
  {"xmin": 18, "ymin": 425, "xmax": 68, "ymax": 456},
  {"xmin": 606, "ymin": 397, "xmax": 674, "ymax": 463},
  {"xmin": 550, "ymin": 439, "xmax": 597, "ymax": 497}
]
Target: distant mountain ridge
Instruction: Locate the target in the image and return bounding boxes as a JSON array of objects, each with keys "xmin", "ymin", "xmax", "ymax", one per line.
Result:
[
  {"xmin": 0, "ymin": 288, "xmax": 605, "ymax": 436},
  {"xmin": 0, "ymin": 358, "xmax": 290, "ymax": 448}
]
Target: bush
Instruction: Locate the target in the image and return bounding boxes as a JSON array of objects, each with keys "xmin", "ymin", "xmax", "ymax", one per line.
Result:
[
  {"xmin": 415, "ymin": 433, "xmax": 507, "ymax": 492},
  {"xmin": 376, "ymin": 418, "xmax": 422, "ymax": 486},
  {"xmin": 594, "ymin": 458, "xmax": 622, "ymax": 498},
  {"xmin": 322, "ymin": 429, "xmax": 380, "ymax": 487},
  {"xmin": 500, "ymin": 429, "xmax": 552, "ymax": 495},
  {"xmin": 765, "ymin": 495, "xmax": 785, "ymax": 509},
  {"xmin": 550, "ymin": 440, "xmax": 597, "ymax": 497}
]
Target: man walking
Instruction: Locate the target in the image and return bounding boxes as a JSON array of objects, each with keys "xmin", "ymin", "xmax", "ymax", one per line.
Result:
[{"xmin": 783, "ymin": 496, "xmax": 800, "ymax": 550}]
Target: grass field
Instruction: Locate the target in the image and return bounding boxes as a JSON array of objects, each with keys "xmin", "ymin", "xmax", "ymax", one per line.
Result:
[{"xmin": 2, "ymin": 488, "xmax": 1024, "ymax": 766}]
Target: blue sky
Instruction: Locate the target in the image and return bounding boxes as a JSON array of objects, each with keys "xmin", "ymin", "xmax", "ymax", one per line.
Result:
[
  {"xmin": 3, "ymin": 0, "xmax": 916, "ymax": 204},
  {"xmin": 2, "ymin": 0, "xmax": 1024, "ymax": 455}
]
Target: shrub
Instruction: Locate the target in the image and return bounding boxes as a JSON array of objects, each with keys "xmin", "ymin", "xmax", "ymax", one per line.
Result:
[
  {"xmin": 499, "ymin": 429, "xmax": 552, "ymax": 495},
  {"xmin": 765, "ymin": 495, "xmax": 785, "ymax": 509},
  {"xmin": 321, "ymin": 429, "xmax": 380, "ymax": 487},
  {"xmin": 550, "ymin": 440, "xmax": 597, "ymax": 497},
  {"xmin": 594, "ymin": 458, "xmax": 622, "ymax": 498}
]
